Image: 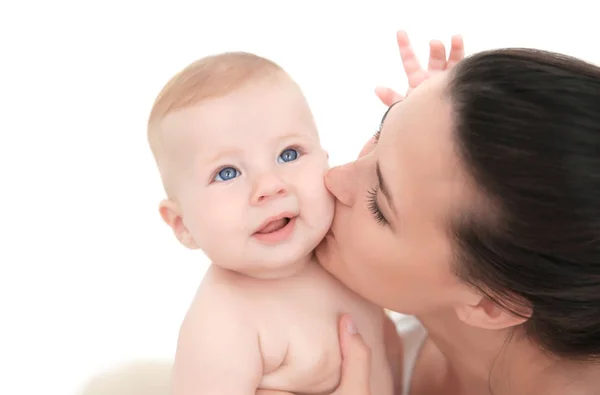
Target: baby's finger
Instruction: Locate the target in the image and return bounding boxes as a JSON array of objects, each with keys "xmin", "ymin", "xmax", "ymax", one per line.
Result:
[
  {"xmin": 428, "ymin": 39, "xmax": 447, "ymax": 72},
  {"xmin": 375, "ymin": 86, "xmax": 404, "ymax": 107},
  {"xmin": 447, "ymin": 34, "xmax": 465, "ymax": 69},
  {"xmin": 397, "ymin": 30, "xmax": 426, "ymax": 90}
]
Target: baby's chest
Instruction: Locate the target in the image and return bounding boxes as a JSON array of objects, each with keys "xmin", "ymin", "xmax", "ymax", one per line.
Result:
[
  {"xmin": 251, "ymin": 265, "xmax": 382, "ymax": 394},
  {"xmin": 259, "ymin": 311, "xmax": 343, "ymax": 394}
]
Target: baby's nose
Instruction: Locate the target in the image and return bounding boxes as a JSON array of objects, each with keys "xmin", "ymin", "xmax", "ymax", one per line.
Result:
[{"xmin": 251, "ymin": 174, "xmax": 288, "ymax": 205}]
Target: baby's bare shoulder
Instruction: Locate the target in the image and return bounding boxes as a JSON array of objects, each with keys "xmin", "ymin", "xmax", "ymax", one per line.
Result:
[{"xmin": 187, "ymin": 266, "xmax": 256, "ymax": 320}]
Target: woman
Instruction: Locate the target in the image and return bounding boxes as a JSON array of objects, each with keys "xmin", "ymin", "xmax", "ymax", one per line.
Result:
[{"xmin": 318, "ymin": 37, "xmax": 600, "ymax": 394}]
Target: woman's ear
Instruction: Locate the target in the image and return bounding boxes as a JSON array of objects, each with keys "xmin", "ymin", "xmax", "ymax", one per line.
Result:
[{"xmin": 454, "ymin": 292, "xmax": 530, "ymax": 330}]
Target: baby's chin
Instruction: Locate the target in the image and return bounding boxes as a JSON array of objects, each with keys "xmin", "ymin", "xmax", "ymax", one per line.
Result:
[
  {"xmin": 206, "ymin": 217, "xmax": 333, "ymax": 280},
  {"xmin": 215, "ymin": 248, "xmax": 315, "ymax": 280}
]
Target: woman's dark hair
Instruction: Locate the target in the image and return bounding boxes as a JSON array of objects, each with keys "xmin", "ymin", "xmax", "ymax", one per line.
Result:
[{"xmin": 448, "ymin": 48, "xmax": 600, "ymax": 361}]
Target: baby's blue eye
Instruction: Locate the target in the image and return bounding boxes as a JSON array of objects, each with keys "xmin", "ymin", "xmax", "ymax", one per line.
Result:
[
  {"xmin": 214, "ymin": 166, "xmax": 240, "ymax": 182},
  {"xmin": 278, "ymin": 148, "xmax": 299, "ymax": 163}
]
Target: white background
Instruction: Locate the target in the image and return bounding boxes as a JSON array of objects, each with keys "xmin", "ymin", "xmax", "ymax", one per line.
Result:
[{"xmin": 0, "ymin": 1, "xmax": 597, "ymax": 394}]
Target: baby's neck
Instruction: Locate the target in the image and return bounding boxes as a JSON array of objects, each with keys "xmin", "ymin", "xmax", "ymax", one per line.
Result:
[
  {"xmin": 275, "ymin": 252, "xmax": 316, "ymax": 278},
  {"xmin": 233, "ymin": 252, "xmax": 317, "ymax": 280}
]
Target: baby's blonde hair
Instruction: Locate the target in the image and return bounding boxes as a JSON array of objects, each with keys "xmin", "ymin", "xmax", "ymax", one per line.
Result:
[{"xmin": 147, "ymin": 52, "xmax": 285, "ymax": 191}]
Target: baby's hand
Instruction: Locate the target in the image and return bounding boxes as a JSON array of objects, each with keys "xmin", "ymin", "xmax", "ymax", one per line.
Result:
[{"xmin": 375, "ymin": 30, "xmax": 465, "ymax": 106}]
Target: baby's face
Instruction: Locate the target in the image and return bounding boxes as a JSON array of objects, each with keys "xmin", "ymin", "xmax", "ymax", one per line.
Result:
[{"xmin": 161, "ymin": 77, "xmax": 334, "ymax": 278}]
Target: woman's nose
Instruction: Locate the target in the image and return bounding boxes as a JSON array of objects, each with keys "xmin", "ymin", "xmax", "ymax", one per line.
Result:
[{"xmin": 324, "ymin": 160, "xmax": 359, "ymax": 207}]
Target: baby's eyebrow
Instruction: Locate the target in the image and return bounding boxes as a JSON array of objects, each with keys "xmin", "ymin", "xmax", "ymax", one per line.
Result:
[{"xmin": 204, "ymin": 148, "xmax": 243, "ymax": 165}]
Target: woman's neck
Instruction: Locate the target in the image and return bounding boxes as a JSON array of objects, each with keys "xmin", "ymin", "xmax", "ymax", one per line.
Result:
[{"xmin": 417, "ymin": 308, "xmax": 600, "ymax": 395}]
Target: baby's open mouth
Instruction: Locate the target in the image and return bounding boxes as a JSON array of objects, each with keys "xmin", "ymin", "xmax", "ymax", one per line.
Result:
[{"xmin": 256, "ymin": 217, "xmax": 291, "ymax": 234}]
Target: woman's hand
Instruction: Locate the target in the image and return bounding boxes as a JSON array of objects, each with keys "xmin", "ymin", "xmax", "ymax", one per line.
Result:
[
  {"xmin": 257, "ymin": 316, "xmax": 375, "ymax": 395},
  {"xmin": 256, "ymin": 314, "xmax": 400, "ymax": 395},
  {"xmin": 375, "ymin": 30, "xmax": 465, "ymax": 106},
  {"xmin": 329, "ymin": 314, "xmax": 375, "ymax": 395}
]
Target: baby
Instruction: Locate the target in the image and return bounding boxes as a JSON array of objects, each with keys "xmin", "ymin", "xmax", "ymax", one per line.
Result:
[{"xmin": 147, "ymin": 52, "xmax": 393, "ymax": 395}]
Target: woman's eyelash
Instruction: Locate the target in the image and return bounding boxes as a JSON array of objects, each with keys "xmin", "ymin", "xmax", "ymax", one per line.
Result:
[
  {"xmin": 373, "ymin": 130, "xmax": 381, "ymax": 142},
  {"xmin": 366, "ymin": 186, "xmax": 387, "ymax": 225}
]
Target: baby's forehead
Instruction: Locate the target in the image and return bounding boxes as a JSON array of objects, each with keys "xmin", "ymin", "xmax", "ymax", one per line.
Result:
[
  {"xmin": 163, "ymin": 103, "xmax": 315, "ymax": 152},
  {"xmin": 169, "ymin": 83, "xmax": 314, "ymax": 133}
]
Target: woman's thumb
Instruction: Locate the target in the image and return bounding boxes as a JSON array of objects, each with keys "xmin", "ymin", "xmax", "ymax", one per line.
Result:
[{"xmin": 334, "ymin": 315, "xmax": 372, "ymax": 394}]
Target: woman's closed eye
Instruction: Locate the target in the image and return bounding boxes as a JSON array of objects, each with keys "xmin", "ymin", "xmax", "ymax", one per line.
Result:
[{"xmin": 366, "ymin": 186, "xmax": 388, "ymax": 225}]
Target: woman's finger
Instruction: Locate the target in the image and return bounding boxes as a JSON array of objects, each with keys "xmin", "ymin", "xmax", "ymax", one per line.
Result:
[{"xmin": 333, "ymin": 315, "xmax": 372, "ymax": 394}]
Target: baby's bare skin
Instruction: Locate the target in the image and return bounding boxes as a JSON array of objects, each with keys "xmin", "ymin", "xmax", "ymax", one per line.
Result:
[
  {"xmin": 175, "ymin": 259, "xmax": 392, "ymax": 395},
  {"xmin": 148, "ymin": 53, "xmax": 393, "ymax": 395}
]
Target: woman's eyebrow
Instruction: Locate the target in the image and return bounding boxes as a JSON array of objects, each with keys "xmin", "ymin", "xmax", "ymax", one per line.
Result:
[{"xmin": 379, "ymin": 100, "xmax": 401, "ymax": 129}]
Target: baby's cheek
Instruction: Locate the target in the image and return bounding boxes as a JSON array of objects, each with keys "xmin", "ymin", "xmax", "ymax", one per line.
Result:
[
  {"xmin": 206, "ymin": 202, "xmax": 247, "ymax": 232},
  {"xmin": 188, "ymin": 195, "xmax": 240, "ymax": 237},
  {"xmin": 194, "ymin": 205, "xmax": 247, "ymax": 262},
  {"xmin": 302, "ymin": 173, "xmax": 335, "ymax": 227}
]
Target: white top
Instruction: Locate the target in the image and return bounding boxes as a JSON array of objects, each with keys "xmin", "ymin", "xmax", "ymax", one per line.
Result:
[{"xmin": 388, "ymin": 312, "xmax": 428, "ymax": 395}]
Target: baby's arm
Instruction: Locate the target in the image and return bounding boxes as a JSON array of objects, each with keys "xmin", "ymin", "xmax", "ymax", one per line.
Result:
[{"xmin": 171, "ymin": 290, "xmax": 263, "ymax": 395}]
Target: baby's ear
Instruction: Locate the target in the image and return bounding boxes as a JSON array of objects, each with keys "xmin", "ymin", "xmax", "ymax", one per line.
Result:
[{"xmin": 158, "ymin": 199, "xmax": 198, "ymax": 249}]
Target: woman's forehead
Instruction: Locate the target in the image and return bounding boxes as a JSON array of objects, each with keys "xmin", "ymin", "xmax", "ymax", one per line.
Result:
[
  {"xmin": 380, "ymin": 75, "xmax": 454, "ymax": 169},
  {"xmin": 377, "ymin": 74, "xmax": 466, "ymax": 216}
]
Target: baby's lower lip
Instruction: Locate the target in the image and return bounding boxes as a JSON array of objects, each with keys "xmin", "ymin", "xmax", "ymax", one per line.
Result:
[
  {"xmin": 255, "ymin": 217, "xmax": 290, "ymax": 234},
  {"xmin": 252, "ymin": 217, "xmax": 297, "ymax": 244}
]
